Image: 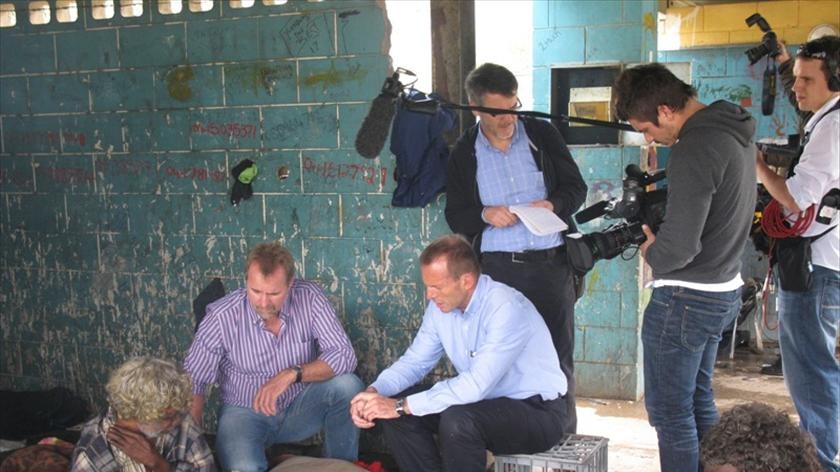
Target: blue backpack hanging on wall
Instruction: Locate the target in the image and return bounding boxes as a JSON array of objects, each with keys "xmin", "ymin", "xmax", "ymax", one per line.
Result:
[{"xmin": 390, "ymin": 90, "xmax": 457, "ymax": 207}]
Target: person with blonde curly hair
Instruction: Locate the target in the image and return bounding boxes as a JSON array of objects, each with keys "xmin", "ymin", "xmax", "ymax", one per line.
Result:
[
  {"xmin": 700, "ymin": 402, "xmax": 821, "ymax": 472},
  {"xmin": 70, "ymin": 357, "xmax": 216, "ymax": 472}
]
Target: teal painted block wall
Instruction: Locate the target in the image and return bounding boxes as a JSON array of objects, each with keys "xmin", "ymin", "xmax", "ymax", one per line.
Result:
[
  {"xmin": 533, "ymin": 0, "xmax": 659, "ymax": 400},
  {"xmin": 0, "ymin": 0, "xmax": 458, "ymax": 432}
]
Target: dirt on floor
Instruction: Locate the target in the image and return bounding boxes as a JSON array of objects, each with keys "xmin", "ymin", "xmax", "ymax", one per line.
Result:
[{"xmin": 574, "ymin": 346, "xmax": 792, "ymax": 472}]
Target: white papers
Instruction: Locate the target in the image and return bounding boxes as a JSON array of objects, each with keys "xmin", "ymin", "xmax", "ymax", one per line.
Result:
[{"xmin": 509, "ymin": 205, "xmax": 568, "ymax": 236}]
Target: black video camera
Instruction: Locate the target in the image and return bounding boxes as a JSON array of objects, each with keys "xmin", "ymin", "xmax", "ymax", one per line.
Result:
[
  {"xmin": 745, "ymin": 14, "xmax": 780, "ymax": 65},
  {"xmin": 565, "ymin": 165, "xmax": 668, "ymax": 275}
]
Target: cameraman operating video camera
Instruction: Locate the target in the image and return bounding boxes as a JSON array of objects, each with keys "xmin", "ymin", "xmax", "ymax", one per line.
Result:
[
  {"xmin": 613, "ymin": 63, "xmax": 757, "ymax": 472},
  {"xmin": 755, "ymin": 35, "xmax": 840, "ymax": 472}
]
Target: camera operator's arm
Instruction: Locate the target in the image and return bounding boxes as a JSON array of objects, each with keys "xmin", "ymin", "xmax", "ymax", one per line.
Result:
[
  {"xmin": 756, "ymin": 151, "xmax": 802, "ymax": 212},
  {"xmin": 644, "ymin": 141, "xmax": 716, "ymax": 273},
  {"xmin": 776, "ymin": 41, "xmax": 804, "ymax": 114}
]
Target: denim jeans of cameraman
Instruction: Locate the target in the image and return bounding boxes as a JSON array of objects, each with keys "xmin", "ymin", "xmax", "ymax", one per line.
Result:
[
  {"xmin": 778, "ymin": 265, "xmax": 840, "ymax": 472},
  {"xmin": 642, "ymin": 285, "xmax": 740, "ymax": 472}
]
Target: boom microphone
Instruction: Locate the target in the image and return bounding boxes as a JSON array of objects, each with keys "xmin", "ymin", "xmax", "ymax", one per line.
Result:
[{"xmin": 355, "ymin": 73, "xmax": 403, "ymax": 159}]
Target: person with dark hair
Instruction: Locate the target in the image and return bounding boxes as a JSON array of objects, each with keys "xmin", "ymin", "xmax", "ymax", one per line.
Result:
[
  {"xmin": 349, "ymin": 234, "xmax": 568, "ymax": 472},
  {"xmin": 613, "ymin": 63, "xmax": 757, "ymax": 472},
  {"xmin": 70, "ymin": 357, "xmax": 216, "ymax": 472},
  {"xmin": 184, "ymin": 242, "xmax": 363, "ymax": 472},
  {"xmin": 755, "ymin": 35, "xmax": 840, "ymax": 472},
  {"xmin": 700, "ymin": 402, "xmax": 821, "ymax": 472},
  {"xmin": 445, "ymin": 62, "xmax": 587, "ymax": 434}
]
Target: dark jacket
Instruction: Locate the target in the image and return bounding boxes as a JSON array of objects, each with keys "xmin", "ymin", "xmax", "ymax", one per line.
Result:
[
  {"xmin": 445, "ymin": 117, "xmax": 587, "ymax": 249},
  {"xmin": 646, "ymin": 100, "xmax": 757, "ymax": 283}
]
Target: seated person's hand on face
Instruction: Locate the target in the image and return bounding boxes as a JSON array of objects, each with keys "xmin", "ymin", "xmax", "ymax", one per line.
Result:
[{"xmin": 106, "ymin": 425, "xmax": 166, "ymax": 468}]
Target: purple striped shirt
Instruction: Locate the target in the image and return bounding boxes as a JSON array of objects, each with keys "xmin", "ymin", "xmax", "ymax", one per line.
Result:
[{"xmin": 183, "ymin": 279, "xmax": 357, "ymax": 411}]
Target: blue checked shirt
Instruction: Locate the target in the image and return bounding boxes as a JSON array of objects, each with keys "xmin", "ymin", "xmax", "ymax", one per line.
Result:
[{"xmin": 475, "ymin": 120, "xmax": 563, "ymax": 252}]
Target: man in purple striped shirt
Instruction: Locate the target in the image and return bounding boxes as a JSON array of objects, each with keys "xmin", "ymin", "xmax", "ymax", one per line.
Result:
[{"xmin": 184, "ymin": 242, "xmax": 363, "ymax": 472}]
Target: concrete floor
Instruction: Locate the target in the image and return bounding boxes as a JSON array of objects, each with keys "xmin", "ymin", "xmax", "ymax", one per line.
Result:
[{"xmin": 574, "ymin": 347, "xmax": 793, "ymax": 472}]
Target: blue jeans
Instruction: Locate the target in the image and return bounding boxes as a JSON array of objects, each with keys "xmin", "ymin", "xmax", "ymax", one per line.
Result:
[
  {"xmin": 215, "ymin": 373, "xmax": 364, "ymax": 472},
  {"xmin": 642, "ymin": 285, "xmax": 740, "ymax": 472},
  {"xmin": 779, "ymin": 265, "xmax": 840, "ymax": 472}
]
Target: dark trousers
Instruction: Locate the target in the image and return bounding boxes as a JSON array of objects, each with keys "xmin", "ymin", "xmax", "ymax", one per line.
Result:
[
  {"xmin": 481, "ymin": 248, "xmax": 578, "ymax": 433},
  {"xmin": 382, "ymin": 385, "xmax": 567, "ymax": 472}
]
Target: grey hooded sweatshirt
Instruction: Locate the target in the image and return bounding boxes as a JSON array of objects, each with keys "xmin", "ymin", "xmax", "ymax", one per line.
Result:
[{"xmin": 646, "ymin": 100, "xmax": 757, "ymax": 284}]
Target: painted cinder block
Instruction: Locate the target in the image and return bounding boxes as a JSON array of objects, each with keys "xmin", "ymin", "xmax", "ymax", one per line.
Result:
[
  {"xmin": 60, "ymin": 114, "xmax": 122, "ymax": 154},
  {"xmin": 533, "ymin": 27, "xmax": 586, "ymax": 66},
  {"xmin": 187, "ymin": 17, "xmax": 262, "ymax": 64},
  {"xmin": 264, "ymin": 194, "xmax": 340, "ymax": 238},
  {"xmin": 554, "ymin": 1, "xmax": 623, "ymax": 27},
  {"xmin": 29, "ymin": 74, "xmax": 90, "ymax": 113},
  {"xmin": 575, "ymin": 361, "xmax": 640, "ymax": 399},
  {"xmin": 0, "ymin": 77, "xmax": 29, "ymax": 115},
  {"xmin": 263, "ymin": 105, "xmax": 338, "ymax": 149},
  {"xmin": 587, "ymin": 25, "xmax": 642, "ymax": 63},
  {"xmin": 5, "ymin": 193, "xmax": 66, "ymax": 233},
  {"xmin": 223, "ymin": 61, "xmax": 298, "ymax": 106},
  {"xmin": 157, "ymin": 152, "xmax": 228, "ymax": 195},
  {"xmin": 2, "ymin": 115, "xmax": 62, "ymax": 154},
  {"xmin": 164, "ymin": 234, "xmax": 236, "ymax": 280},
  {"xmin": 193, "ymin": 194, "xmax": 265, "ymax": 238},
  {"xmin": 56, "ymin": 29, "xmax": 119, "ymax": 71},
  {"xmin": 424, "ymin": 199, "xmax": 450, "ymax": 240},
  {"xmin": 304, "ymin": 237, "xmax": 382, "ymax": 285},
  {"xmin": 153, "ymin": 111, "xmax": 193, "ymax": 151},
  {"xmin": 98, "ymin": 231, "xmax": 165, "ymax": 275},
  {"xmin": 380, "ymin": 239, "xmax": 424, "ymax": 284},
  {"xmin": 154, "ymin": 65, "xmax": 224, "ymax": 109},
  {"xmin": 33, "ymin": 155, "xmax": 95, "ymax": 194},
  {"xmin": 299, "ymin": 57, "xmax": 389, "ymax": 103},
  {"xmin": 119, "ymin": 24, "xmax": 187, "ymax": 68},
  {"xmin": 0, "ymin": 33, "xmax": 55, "ymax": 74},
  {"xmin": 572, "ymin": 147, "xmax": 624, "ymax": 181},
  {"xmin": 342, "ymin": 194, "xmax": 424, "ymax": 240},
  {"xmin": 575, "ymin": 292, "xmax": 622, "ymax": 328},
  {"xmin": 0, "ymin": 230, "xmax": 41, "ymax": 270},
  {"xmin": 40, "ymin": 232, "xmax": 98, "ymax": 271},
  {"xmin": 118, "ymin": 112, "xmax": 156, "ymax": 152},
  {"xmin": 301, "ymin": 150, "xmax": 389, "ymax": 194},
  {"xmin": 65, "ymin": 195, "xmax": 127, "ymax": 234},
  {"xmin": 0, "ymin": 155, "xmax": 35, "ymax": 193},
  {"xmin": 190, "ymin": 107, "xmax": 261, "ymax": 150},
  {"xmin": 583, "ymin": 326, "xmax": 638, "ymax": 365},
  {"xmin": 90, "ymin": 70, "xmax": 155, "ymax": 112},
  {"xmin": 336, "ymin": 6, "xmax": 388, "ymax": 55},
  {"xmin": 253, "ymin": 150, "xmax": 304, "ymax": 194},
  {"xmin": 798, "ymin": 0, "xmax": 840, "ymax": 28},
  {"xmin": 260, "ymin": 13, "xmax": 335, "ymax": 59}
]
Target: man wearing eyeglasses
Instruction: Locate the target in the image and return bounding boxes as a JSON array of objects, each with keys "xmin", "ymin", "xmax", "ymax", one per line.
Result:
[
  {"xmin": 756, "ymin": 36, "xmax": 840, "ymax": 472},
  {"xmin": 445, "ymin": 63, "xmax": 587, "ymax": 435}
]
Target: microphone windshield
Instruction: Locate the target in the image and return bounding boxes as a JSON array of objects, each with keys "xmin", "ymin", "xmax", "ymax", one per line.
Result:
[{"xmin": 355, "ymin": 93, "xmax": 397, "ymax": 159}]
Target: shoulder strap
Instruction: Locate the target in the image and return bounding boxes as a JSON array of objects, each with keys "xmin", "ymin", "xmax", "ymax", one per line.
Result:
[
  {"xmin": 807, "ymin": 225, "xmax": 837, "ymax": 243},
  {"xmin": 791, "ymin": 100, "xmax": 840, "ymax": 175}
]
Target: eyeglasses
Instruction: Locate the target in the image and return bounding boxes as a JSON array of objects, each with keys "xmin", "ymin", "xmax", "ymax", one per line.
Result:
[{"xmin": 484, "ymin": 97, "xmax": 522, "ymax": 117}]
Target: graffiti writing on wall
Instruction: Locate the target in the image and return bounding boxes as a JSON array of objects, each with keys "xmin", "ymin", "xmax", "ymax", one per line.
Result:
[
  {"xmin": 7, "ymin": 131, "xmax": 87, "ymax": 147},
  {"xmin": 191, "ymin": 121, "xmax": 258, "ymax": 138},
  {"xmin": 164, "ymin": 166, "xmax": 226, "ymax": 182},
  {"xmin": 302, "ymin": 156, "xmax": 387, "ymax": 187},
  {"xmin": 46, "ymin": 166, "xmax": 95, "ymax": 183}
]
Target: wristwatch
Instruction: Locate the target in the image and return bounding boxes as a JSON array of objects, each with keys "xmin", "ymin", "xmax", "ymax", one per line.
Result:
[
  {"xmin": 394, "ymin": 397, "xmax": 408, "ymax": 416},
  {"xmin": 291, "ymin": 365, "xmax": 303, "ymax": 383}
]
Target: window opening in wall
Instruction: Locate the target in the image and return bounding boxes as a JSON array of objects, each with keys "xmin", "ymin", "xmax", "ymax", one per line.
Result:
[
  {"xmin": 229, "ymin": 0, "xmax": 254, "ymax": 8},
  {"xmin": 384, "ymin": 0, "xmax": 431, "ymax": 93},
  {"xmin": 189, "ymin": 0, "xmax": 213, "ymax": 12},
  {"xmin": 263, "ymin": 0, "xmax": 288, "ymax": 5},
  {"xmin": 158, "ymin": 0, "xmax": 182, "ymax": 14},
  {"xmin": 56, "ymin": 0, "xmax": 78, "ymax": 23},
  {"xmin": 121, "ymin": 0, "xmax": 142, "ymax": 18},
  {"xmin": 0, "ymin": 3, "xmax": 17, "ymax": 27},
  {"xmin": 92, "ymin": 0, "xmax": 115, "ymax": 20},
  {"xmin": 29, "ymin": 0, "xmax": 50, "ymax": 25}
]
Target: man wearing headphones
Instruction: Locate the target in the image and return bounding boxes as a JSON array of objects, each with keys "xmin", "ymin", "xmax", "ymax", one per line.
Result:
[{"xmin": 756, "ymin": 35, "xmax": 840, "ymax": 472}]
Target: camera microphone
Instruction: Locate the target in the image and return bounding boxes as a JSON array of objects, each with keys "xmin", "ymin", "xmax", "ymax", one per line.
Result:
[
  {"xmin": 575, "ymin": 200, "xmax": 611, "ymax": 224},
  {"xmin": 355, "ymin": 73, "xmax": 403, "ymax": 159}
]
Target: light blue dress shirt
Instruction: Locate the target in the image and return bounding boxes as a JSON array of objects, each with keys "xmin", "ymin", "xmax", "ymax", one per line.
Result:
[
  {"xmin": 475, "ymin": 120, "xmax": 562, "ymax": 252},
  {"xmin": 370, "ymin": 274, "xmax": 567, "ymax": 416}
]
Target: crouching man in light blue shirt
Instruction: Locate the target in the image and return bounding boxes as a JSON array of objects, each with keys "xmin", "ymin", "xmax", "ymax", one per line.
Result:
[{"xmin": 350, "ymin": 234, "xmax": 568, "ymax": 472}]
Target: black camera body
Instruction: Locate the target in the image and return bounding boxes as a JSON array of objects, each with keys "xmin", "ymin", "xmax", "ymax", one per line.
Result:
[
  {"xmin": 745, "ymin": 14, "xmax": 780, "ymax": 65},
  {"xmin": 566, "ymin": 165, "xmax": 668, "ymax": 275}
]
